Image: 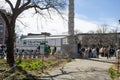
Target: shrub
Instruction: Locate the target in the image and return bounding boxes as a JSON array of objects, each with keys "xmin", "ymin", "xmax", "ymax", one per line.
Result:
[{"xmin": 108, "ymin": 67, "xmax": 117, "ymax": 79}]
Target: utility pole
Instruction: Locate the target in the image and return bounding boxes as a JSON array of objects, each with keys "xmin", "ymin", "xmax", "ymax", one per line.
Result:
[{"xmin": 68, "ymin": 0, "xmax": 77, "ymax": 58}]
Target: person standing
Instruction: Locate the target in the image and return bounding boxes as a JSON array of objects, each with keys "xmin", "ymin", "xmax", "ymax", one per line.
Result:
[
  {"xmin": 96, "ymin": 47, "xmax": 99, "ymax": 58},
  {"xmin": 52, "ymin": 47, "xmax": 56, "ymax": 55}
]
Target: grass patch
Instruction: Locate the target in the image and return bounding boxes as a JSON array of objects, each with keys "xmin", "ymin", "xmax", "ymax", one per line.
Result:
[
  {"xmin": 108, "ymin": 67, "xmax": 120, "ymax": 80},
  {"xmin": 108, "ymin": 67, "xmax": 116, "ymax": 79},
  {"xmin": 16, "ymin": 59, "xmax": 53, "ymax": 71},
  {"xmin": 0, "ymin": 58, "xmax": 69, "ymax": 80},
  {"xmin": 0, "ymin": 60, "xmax": 6, "ymax": 66}
]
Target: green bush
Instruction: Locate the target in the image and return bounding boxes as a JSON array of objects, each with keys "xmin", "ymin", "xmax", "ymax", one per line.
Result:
[
  {"xmin": 108, "ymin": 67, "xmax": 116, "ymax": 79},
  {"xmin": 109, "ymin": 67, "xmax": 120, "ymax": 80},
  {"xmin": 3, "ymin": 72, "xmax": 11, "ymax": 77}
]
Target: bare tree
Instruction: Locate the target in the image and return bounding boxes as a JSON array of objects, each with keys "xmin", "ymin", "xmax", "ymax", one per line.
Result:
[
  {"xmin": 74, "ymin": 29, "xmax": 82, "ymax": 34},
  {"xmin": 88, "ymin": 30, "xmax": 95, "ymax": 33},
  {"xmin": 0, "ymin": 0, "xmax": 66, "ymax": 67},
  {"xmin": 109, "ymin": 28, "xmax": 117, "ymax": 33},
  {"xmin": 84, "ymin": 24, "xmax": 117, "ymax": 47},
  {"xmin": 96, "ymin": 24, "xmax": 108, "ymax": 33}
]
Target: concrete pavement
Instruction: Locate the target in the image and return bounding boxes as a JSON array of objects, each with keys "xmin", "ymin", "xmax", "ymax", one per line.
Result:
[{"xmin": 40, "ymin": 57, "xmax": 116, "ymax": 80}]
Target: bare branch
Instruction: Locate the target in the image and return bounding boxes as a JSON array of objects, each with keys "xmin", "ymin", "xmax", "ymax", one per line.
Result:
[
  {"xmin": 47, "ymin": 9, "xmax": 53, "ymax": 19},
  {"xmin": 25, "ymin": 5, "xmax": 50, "ymax": 10},
  {"xmin": 20, "ymin": 0, "xmax": 31, "ymax": 9},
  {"xmin": 15, "ymin": 0, "xmax": 21, "ymax": 9},
  {"xmin": 32, "ymin": 8, "xmax": 43, "ymax": 17},
  {"xmin": 5, "ymin": 0, "xmax": 14, "ymax": 12},
  {"xmin": 53, "ymin": 7, "xmax": 66, "ymax": 20},
  {"xmin": 17, "ymin": 18, "xmax": 29, "ymax": 28},
  {"xmin": 17, "ymin": 4, "xmax": 50, "ymax": 16}
]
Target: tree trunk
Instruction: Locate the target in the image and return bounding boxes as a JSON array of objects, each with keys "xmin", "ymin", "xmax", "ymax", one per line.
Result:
[{"xmin": 6, "ymin": 24, "xmax": 15, "ymax": 67}]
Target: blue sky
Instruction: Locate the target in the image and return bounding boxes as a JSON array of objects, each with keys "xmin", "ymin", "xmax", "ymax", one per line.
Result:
[
  {"xmin": 1, "ymin": 0, "xmax": 120, "ymax": 35},
  {"xmin": 75, "ymin": 0, "xmax": 120, "ymax": 24},
  {"xmin": 18, "ymin": 0, "xmax": 120, "ymax": 34},
  {"xmin": 16, "ymin": 0, "xmax": 120, "ymax": 34}
]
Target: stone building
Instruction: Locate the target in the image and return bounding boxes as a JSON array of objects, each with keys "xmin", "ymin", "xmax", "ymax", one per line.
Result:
[{"xmin": 76, "ymin": 33, "xmax": 120, "ymax": 48}]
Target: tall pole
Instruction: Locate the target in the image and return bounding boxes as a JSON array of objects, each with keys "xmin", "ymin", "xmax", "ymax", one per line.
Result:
[
  {"xmin": 68, "ymin": 0, "xmax": 77, "ymax": 58},
  {"xmin": 68, "ymin": 0, "xmax": 74, "ymax": 36}
]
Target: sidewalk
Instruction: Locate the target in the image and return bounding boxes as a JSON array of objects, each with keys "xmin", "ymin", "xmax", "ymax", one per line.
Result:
[{"xmin": 40, "ymin": 57, "xmax": 115, "ymax": 80}]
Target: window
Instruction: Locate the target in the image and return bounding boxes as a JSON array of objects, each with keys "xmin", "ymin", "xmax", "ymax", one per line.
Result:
[
  {"xmin": 23, "ymin": 40, "xmax": 27, "ymax": 46},
  {"xmin": 0, "ymin": 29, "xmax": 2, "ymax": 32},
  {"xmin": 0, "ymin": 24, "xmax": 3, "ymax": 28},
  {"xmin": 0, "ymin": 27, "xmax": 2, "ymax": 29},
  {"xmin": 0, "ymin": 18, "xmax": 2, "ymax": 22},
  {"xmin": 0, "ymin": 22, "xmax": 3, "ymax": 25},
  {"xmin": 0, "ymin": 35, "xmax": 3, "ymax": 38},
  {"xmin": 0, "ymin": 38, "xmax": 2, "ymax": 41}
]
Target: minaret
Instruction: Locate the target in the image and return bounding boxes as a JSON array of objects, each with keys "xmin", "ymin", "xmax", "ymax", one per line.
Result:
[{"xmin": 68, "ymin": 0, "xmax": 77, "ymax": 57}]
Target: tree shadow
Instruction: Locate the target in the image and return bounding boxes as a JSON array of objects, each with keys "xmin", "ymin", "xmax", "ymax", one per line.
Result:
[
  {"xmin": 15, "ymin": 66, "xmax": 38, "ymax": 80},
  {"xmin": 37, "ymin": 71, "xmax": 78, "ymax": 80},
  {"xmin": 13, "ymin": 65, "xmax": 75, "ymax": 80},
  {"xmin": 2, "ymin": 65, "xmax": 45, "ymax": 80},
  {"xmin": 35, "ymin": 66, "xmax": 80, "ymax": 80}
]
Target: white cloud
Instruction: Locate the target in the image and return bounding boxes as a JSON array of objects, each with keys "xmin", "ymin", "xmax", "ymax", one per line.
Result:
[
  {"xmin": 75, "ymin": 17, "xmax": 97, "ymax": 33},
  {"xmin": 0, "ymin": 0, "xmax": 110, "ymax": 35},
  {"xmin": 16, "ymin": 9, "xmax": 99, "ymax": 35},
  {"xmin": 1, "ymin": 0, "xmax": 120, "ymax": 35},
  {"xmin": 16, "ymin": 9, "xmax": 68, "ymax": 35}
]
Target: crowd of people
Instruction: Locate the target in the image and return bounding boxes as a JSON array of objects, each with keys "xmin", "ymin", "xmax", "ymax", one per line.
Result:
[
  {"xmin": 1, "ymin": 43, "xmax": 120, "ymax": 59},
  {"xmin": 78, "ymin": 45, "xmax": 120, "ymax": 59}
]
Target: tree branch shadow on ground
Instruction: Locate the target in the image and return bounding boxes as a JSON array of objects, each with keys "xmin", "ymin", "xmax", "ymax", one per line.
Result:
[
  {"xmin": 37, "ymin": 66, "xmax": 108, "ymax": 80},
  {"xmin": 36, "ymin": 66, "xmax": 80, "ymax": 80}
]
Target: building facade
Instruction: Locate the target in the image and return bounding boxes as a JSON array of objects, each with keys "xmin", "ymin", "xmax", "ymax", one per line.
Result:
[
  {"xmin": 0, "ymin": 13, "xmax": 6, "ymax": 45},
  {"xmin": 16, "ymin": 34, "xmax": 67, "ymax": 51},
  {"xmin": 76, "ymin": 33, "xmax": 120, "ymax": 48}
]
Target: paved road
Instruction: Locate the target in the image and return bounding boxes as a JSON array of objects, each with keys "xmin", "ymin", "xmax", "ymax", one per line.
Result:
[{"xmin": 40, "ymin": 57, "xmax": 116, "ymax": 80}]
